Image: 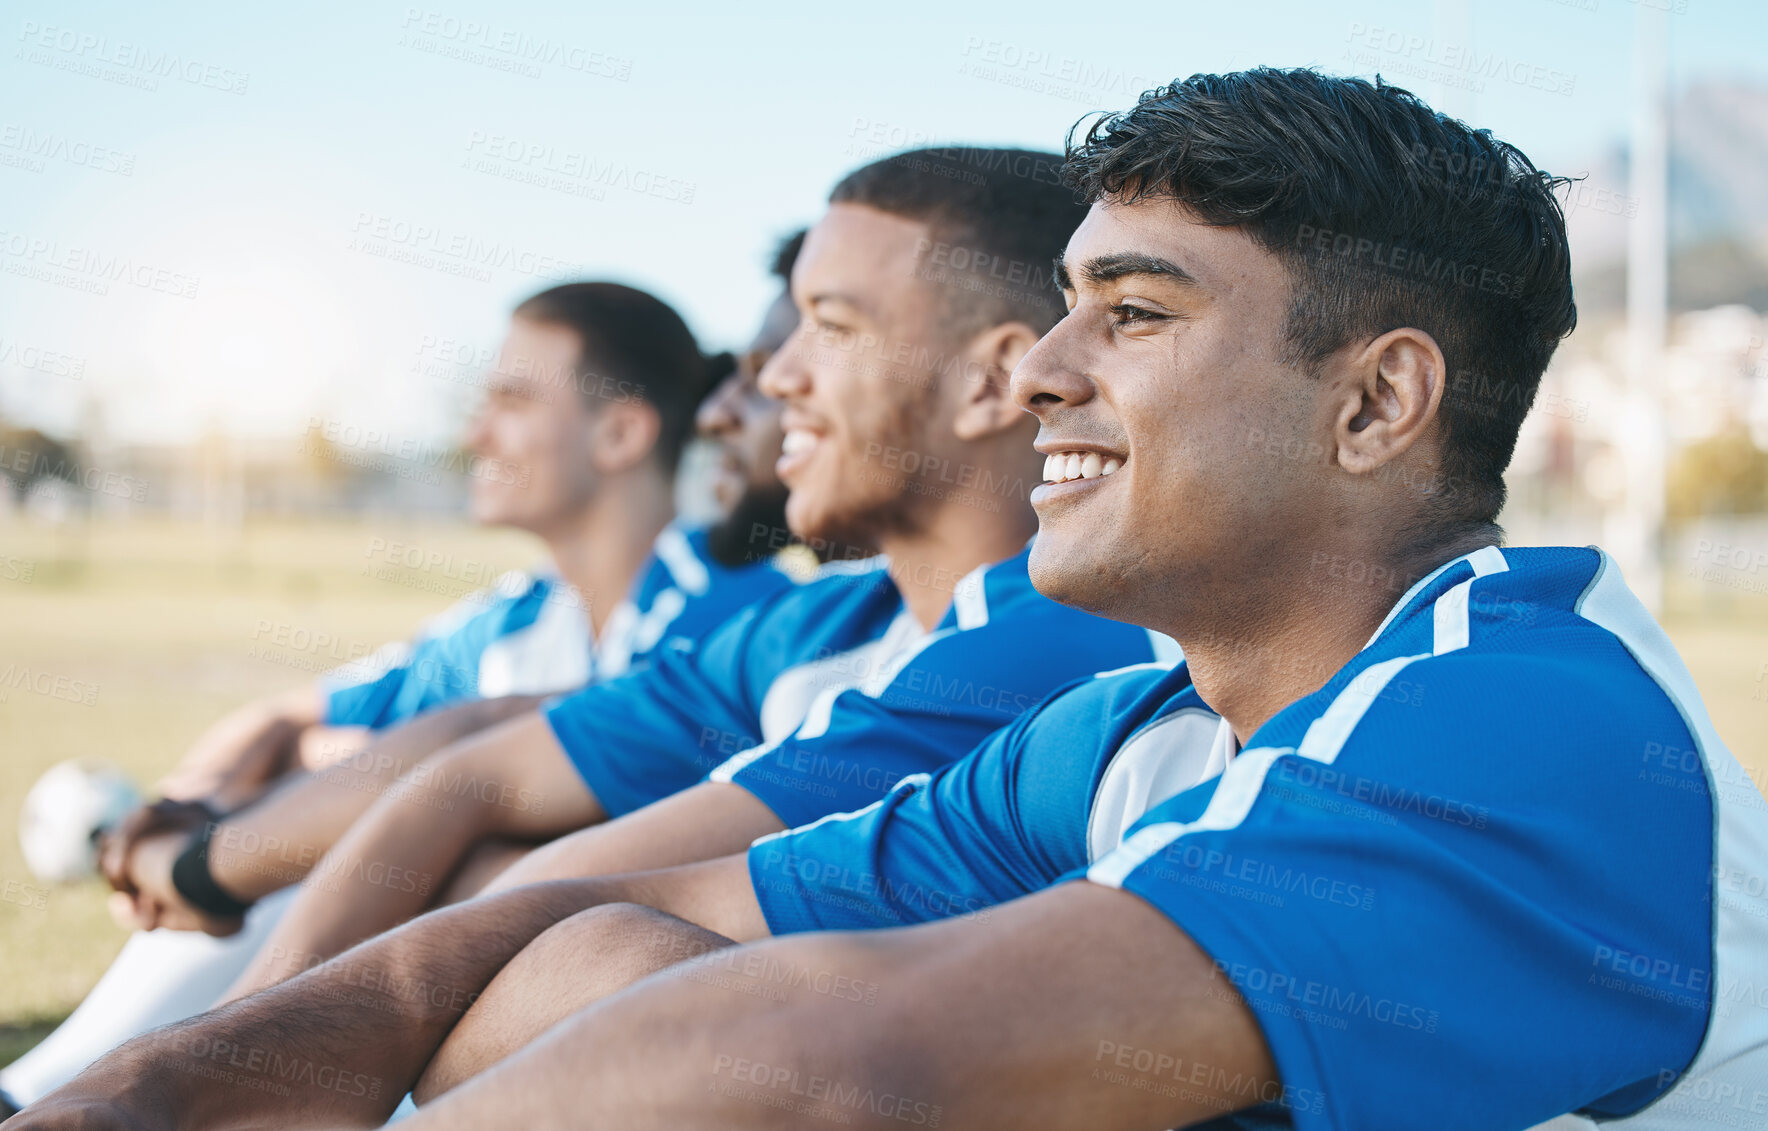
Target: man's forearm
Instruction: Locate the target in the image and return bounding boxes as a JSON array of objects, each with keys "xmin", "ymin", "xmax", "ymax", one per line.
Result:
[
  {"xmin": 157, "ymin": 687, "xmax": 323, "ymax": 803},
  {"xmin": 21, "ymin": 877, "xmax": 643, "ymax": 1130},
  {"xmin": 401, "ymin": 882, "xmax": 1272, "ymax": 1131},
  {"xmin": 223, "ymin": 711, "xmax": 604, "ymax": 998},
  {"xmin": 483, "ymin": 781, "xmax": 785, "ymax": 895},
  {"xmin": 207, "ymin": 696, "xmax": 542, "ymax": 901}
]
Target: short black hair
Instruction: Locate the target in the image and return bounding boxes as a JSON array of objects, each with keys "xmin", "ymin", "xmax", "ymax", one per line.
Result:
[
  {"xmin": 830, "ymin": 147, "xmax": 1085, "ymax": 336},
  {"xmin": 513, "ymin": 282, "xmax": 709, "ymax": 473},
  {"xmin": 771, "ymin": 228, "xmax": 807, "ymax": 284},
  {"xmin": 1065, "ymin": 68, "xmax": 1578, "ymax": 528}
]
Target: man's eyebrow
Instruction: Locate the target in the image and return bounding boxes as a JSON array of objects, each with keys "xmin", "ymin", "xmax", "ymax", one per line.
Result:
[
  {"xmin": 1074, "ymin": 252, "xmax": 1200, "ymax": 288},
  {"xmin": 806, "ymin": 291, "xmax": 871, "ymax": 317}
]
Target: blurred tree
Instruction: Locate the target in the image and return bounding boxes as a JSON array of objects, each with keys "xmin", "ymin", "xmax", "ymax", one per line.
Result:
[
  {"xmin": 1668, "ymin": 425, "xmax": 1768, "ymax": 519},
  {"xmin": 0, "ymin": 420, "xmax": 82, "ymax": 504}
]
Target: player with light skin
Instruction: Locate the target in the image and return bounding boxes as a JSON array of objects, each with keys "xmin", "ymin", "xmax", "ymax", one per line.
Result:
[
  {"xmin": 0, "ymin": 281, "xmax": 799, "ymax": 1116},
  {"xmin": 27, "ymin": 71, "xmax": 1764, "ymax": 1130},
  {"xmin": 418, "ymin": 237, "xmax": 812, "ymax": 909},
  {"xmin": 99, "ymin": 285, "xmax": 733, "ymax": 935},
  {"xmin": 0, "ymin": 280, "xmax": 802, "ymax": 1116},
  {"xmin": 122, "ymin": 288, "xmax": 701, "ymax": 810}
]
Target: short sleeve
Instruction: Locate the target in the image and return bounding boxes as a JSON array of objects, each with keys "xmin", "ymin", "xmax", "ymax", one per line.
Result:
[
  {"xmin": 1086, "ymin": 650, "xmax": 1715, "ymax": 1130},
  {"xmin": 750, "ymin": 674, "xmax": 1127, "ymax": 936},
  {"xmin": 717, "ymin": 616, "xmax": 1149, "ymax": 828},
  {"xmin": 321, "ymin": 600, "xmax": 494, "ymax": 728},
  {"xmin": 546, "ymin": 604, "xmax": 768, "ymax": 818}
]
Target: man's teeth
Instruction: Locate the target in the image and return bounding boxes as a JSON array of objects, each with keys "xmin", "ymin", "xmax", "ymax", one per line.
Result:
[
  {"xmin": 1042, "ymin": 451, "xmax": 1123, "ymax": 484},
  {"xmin": 781, "ymin": 429, "xmax": 819, "ymax": 457}
]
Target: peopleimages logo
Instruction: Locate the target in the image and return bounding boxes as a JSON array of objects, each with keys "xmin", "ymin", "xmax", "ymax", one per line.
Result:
[
  {"xmin": 1343, "ymin": 23, "xmax": 1576, "ymax": 97},
  {"xmin": 14, "ymin": 21, "xmax": 250, "ymax": 94},
  {"xmin": 0, "ymin": 231, "xmax": 200, "ymax": 299},
  {"xmin": 0, "ymin": 124, "xmax": 135, "ymax": 175},
  {"xmin": 1211, "ymin": 960, "xmax": 1441, "ymax": 1034}
]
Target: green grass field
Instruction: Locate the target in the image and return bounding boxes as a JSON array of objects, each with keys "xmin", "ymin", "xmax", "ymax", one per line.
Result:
[
  {"xmin": 0, "ymin": 516, "xmax": 537, "ymax": 1064},
  {"xmin": 1, "ymin": 516, "xmax": 1765, "ymax": 1067}
]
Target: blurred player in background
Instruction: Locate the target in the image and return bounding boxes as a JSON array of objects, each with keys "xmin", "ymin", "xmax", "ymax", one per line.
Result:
[
  {"xmin": 700, "ymin": 230, "xmax": 805, "ymax": 570},
  {"xmin": 0, "ymin": 276, "xmax": 799, "ymax": 1114},
  {"xmin": 27, "ymin": 71, "xmax": 1768, "ymax": 1131},
  {"xmin": 116, "ymin": 148, "xmax": 1173, "ymax": 1010}
]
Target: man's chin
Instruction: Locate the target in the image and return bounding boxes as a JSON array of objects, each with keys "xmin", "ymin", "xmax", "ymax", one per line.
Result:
[
  {"xmin": 1027, "ymin": 539, "xmax": 1109, "ymax": 612},
  {"xmin": 789, "ymin": 501, "xmax": 883, "ymax": 563},
  {"xmin": 472, "ymin": 495, "xmax": 543, "ymax": 533},
  {"xmin": 706, "ymin": 484, "xmax": 793, "ymax": 567}
]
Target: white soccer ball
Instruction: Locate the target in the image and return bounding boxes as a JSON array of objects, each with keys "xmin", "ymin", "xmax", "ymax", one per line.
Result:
[{"xmin": 19, "ymin": 759, "xmax": 142, "ymax": 884}]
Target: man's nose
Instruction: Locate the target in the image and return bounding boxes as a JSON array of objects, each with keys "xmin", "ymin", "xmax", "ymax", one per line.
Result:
[
  {"xmin": 758, "ymin": 330, "xmax": 811, "ymax": 401},
  {"xmin": 1010, "ymin": 320, "xmax": 1095, "ymax": 415}
]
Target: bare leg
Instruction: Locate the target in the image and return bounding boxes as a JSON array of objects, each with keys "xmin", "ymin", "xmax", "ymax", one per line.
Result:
[
  {"xmin": 400, "ymin": 882, "xmax": 1273, "ymax": 1131},
  {"xmin": 294, "ymin": 724, "xmax": 372, "ymax": 773},
  {"xmin": 11, "ymin": 881, "xmax": 632, "ymax": 1131},
  {"xmin": 11, "ymin": 858, "xmax": 761, "ymax": 1131},
  {"xmin": 414, "ymin": 903, "xmax": 734, "ymax": 1102},
  {"xmin": 436, "ymin": 838, "xmax": 534, "ymax": 904},
  {"xmin": 223, "ymin": 713, "xmax": 602, "ymax": 999}
]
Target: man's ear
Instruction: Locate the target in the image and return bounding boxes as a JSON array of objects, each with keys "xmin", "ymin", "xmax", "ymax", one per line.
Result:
[
  {"xmin": 1329, "ymin": 327, "xmax": 1446, "ymax": 477},
  {"xmin": 588, "ymin": 400, "xmax": 663, "ymax": 475},
  {"xmin": 951, "ymin": 321, "xmax": 1042, "ymax": 442}
]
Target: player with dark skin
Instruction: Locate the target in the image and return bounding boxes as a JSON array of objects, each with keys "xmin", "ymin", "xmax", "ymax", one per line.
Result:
[
  {"xmin": 404, "ymin": 189, "xmax": 1480, "ymax": 1131},
  {"xmin": 20, "ymin": 164, "xmax": 1446, "ymax": 1131},
  {"xmin": 18, "ymin": 71, "xmax": 1605, "ymax": 1129},
  {"xmin": 211, "ymin": 189, "xmax": 1050, "ymax": 1000},
  {"xmin": 4, "ymin": 180, "xmax": 1443, "ymax": 1131}
]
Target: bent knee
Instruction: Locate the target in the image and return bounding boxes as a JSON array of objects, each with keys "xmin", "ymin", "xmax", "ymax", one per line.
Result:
[{"xmin": 541, "ymin": 903, "xmax": 728, "ymax": 976}]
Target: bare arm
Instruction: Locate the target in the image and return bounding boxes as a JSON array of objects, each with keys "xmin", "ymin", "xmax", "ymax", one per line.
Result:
[
  {"xmin": 107, "ymin": 694, "xmax": 543, "ymax": 933},
  {"xmin": 480, "ymin": 781, "xmax": 785, "ymax": 894},
  {"xmin": 404, "ymin": 880, "xmax": 1275, "ymax": 1131},
  {"xmin": 12, "ymin": 859, "xmax": 764, "ymax": 1131},
  {"xmin": 153, "ymin": 686, "xmax": 326, "ymax": 806},
  {"xmin": 222, "ymin": 711, "xmax": 601, "ymax": 998},
  {"xmin": 207, "ymin": 695, "xmax": 548, "ymax": 898}
]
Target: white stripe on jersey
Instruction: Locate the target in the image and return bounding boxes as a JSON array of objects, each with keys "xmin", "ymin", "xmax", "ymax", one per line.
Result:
[
  {"xmin": 1085, "ymin": 543, "xmax": 1500, "ymax": 889},
  {"xmin": 1570, "ymin": 553, "xmax": 1768, "ymax": 1129},
  {"xmin": 1084, "ymin": 545, "xmax": 1768, "ymax": 1125},
  {"xmin": 478, "ymin": 577, "xmax": 592, "ymax": 698},
  {"xmin": 748, "ymin": 773, "xmax": 936, "ymax": 848},
  {"xmin": 652, "ymin": 524, "xmax": 712, "ymax": 596},
  {"xmin": 713, "ymin": 560, "xmax": 998, "ymax": 784},
  {"xmin": 1085, "ymin": 708, "xmax": 1233, "ymax": 864}
]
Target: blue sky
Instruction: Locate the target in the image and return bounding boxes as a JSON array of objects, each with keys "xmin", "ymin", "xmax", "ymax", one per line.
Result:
[{"xmin": 3, "ymin": 0, "xmax": 1763, "ymax": 444}]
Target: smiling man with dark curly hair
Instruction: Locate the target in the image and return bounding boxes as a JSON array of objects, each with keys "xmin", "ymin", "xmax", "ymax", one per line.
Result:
[{"xmin": 19, "ymin": 68, "xmax": 1768, "ymax": 1131}]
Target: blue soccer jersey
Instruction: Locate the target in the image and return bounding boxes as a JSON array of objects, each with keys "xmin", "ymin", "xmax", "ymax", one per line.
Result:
[
  {"xmin": 751, "ymin": 546, "xmax": 1768, "ymax": 1130},
  {"xmin": 545, "ymin": 547, "xmax": 1176, "ymax": 822},
  {"xmin": 322, "ymin": 523, "xmax": 793, "ymax": 730}
]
